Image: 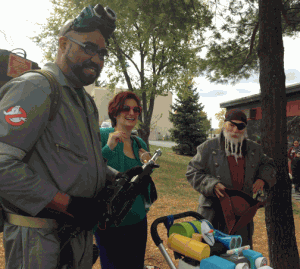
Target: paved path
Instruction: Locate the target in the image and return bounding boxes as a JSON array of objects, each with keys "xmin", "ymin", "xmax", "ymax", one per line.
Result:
[
  {"xmin": 149, "ymin": 140, "xmax": 177, "ymax": 148},
  {"xmin": 293, "ymin": 189, "xmax": 300, "ymax": 201}
]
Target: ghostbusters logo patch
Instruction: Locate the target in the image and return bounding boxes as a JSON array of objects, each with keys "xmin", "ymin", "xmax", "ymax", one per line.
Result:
[{"xmin": 4, "ymin": 106, "xmax": 27, "ymax": 126}]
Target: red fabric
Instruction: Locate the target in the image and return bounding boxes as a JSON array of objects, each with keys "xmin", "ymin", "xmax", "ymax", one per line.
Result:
[
  {"xmin": 219, "ymin": 189, "xmax": 264, "ymax": 235},
  {"xmin": 227, "ymin": 156, "xmax": 245, "ymax": 191},
  {"xmin": 219, "ymin": 194, "xmax": 236, "ymax": 234},
  {"xmin": 230, "ymin": 196, "xmax": 250, "ymax": 216}
]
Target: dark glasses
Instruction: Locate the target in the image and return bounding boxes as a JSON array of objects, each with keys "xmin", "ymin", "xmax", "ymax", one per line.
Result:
[
  {"xmin": 121, "ymin": 105, "xmax": 142, "ymax": 114},
  {"xmin": 229, "ymin": 120, "xmax": 247, "ymax": 130},
  {"xmin": 67, "ymin": 36, "xmax": 108, "ymax": 60}
]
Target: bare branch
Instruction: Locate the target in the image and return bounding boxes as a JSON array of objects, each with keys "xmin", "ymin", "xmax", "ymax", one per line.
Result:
[
  {"xmin": 152, "ymin": 36, "xmax": 156, "ymax": 75},
  {"xmin": 246, "ymin": 21, "xmax": 259, "ymax": 59},
  {"xmin": 0, "ymin": 30, "xmax": 13, "ymax": 46},
  {"xmin": 157, "ymin": 48, "xmax": 166, "ymax": 75},
  {"xmin": 281, "ymin": 0, "xmax": 292, "ymax": 25},
  {"xmin": 111, "ymin": 34, "xmax": 134, "ymax": 91},
  {"xmin": 123, "ymin": 51, "xmax": 141, "ymax": 75}
]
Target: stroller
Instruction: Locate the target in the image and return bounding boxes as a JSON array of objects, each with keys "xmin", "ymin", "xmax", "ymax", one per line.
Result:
[{"xmin": 150, "ymin": 211, "xmax": 273, "ymax": 269}]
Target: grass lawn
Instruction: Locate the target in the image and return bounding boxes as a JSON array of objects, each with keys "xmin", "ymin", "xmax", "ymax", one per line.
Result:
[
  {"xmin": 149, "ymin": 144, "xmax": 300, "ymax": 214},
  {"xmin": 90, "ymin": 145, "xmax": 300, "ymax": 269},
  {"xmin": 149, "ymin": 145, "xmax": 199, "ymax": 201}
]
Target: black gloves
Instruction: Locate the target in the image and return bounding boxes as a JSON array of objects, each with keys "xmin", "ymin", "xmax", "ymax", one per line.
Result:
[
  {"xmin": 65, "ymin": 166, "xmax": 144, "ymax": 230},
  {"xmin": 67, "ymin": 196, "xmax": 101, "ymax": 231},
  {"xmin": 115, "ymin": 166, "xmax": 143, "ymax": 181}
]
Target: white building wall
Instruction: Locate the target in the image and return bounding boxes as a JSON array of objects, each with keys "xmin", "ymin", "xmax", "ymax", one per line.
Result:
[
  {"xmin": 84, "ymin": 85, "xmax": 173, "ymax": 139},
  {"xmin": 148, "ymin": 92, "xmax": 173, "ymax": 140}
]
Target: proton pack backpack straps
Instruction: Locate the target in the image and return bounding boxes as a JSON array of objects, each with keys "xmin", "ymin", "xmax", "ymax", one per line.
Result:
[
  {"xmin": 0, "ymin": 69, "xmax": 99, "ymax": 232},
  {"xmin": 0, "ymin": 69, "xmax": 63, "ymax": 233},
  {"xmin": 20, "ymin": 69, "xmax": 99, "ymax": 123},
  {"xmin": 22, "ymin": 70, "xmax": 63, "ymax": 122},
  {"xmin": 21, "ymin": 70, "xmax": 63, "ymax": 163},
  {"xmin": 21, "ymin": 69, "xmax": 99, "ymax": 160}
]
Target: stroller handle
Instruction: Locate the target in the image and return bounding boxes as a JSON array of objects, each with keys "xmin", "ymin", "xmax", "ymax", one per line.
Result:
[{"xmin": 150, "ymin": 211, "xmax": 205, "ymax": 246}]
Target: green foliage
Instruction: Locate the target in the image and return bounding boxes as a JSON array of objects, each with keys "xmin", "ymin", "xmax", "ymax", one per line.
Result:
[
  {"xmin": 201, "ymin": 0, "xmax": 300, "ymax": 85},
  {"xmin": 32, "ymin": 0, "xmax": 214, "ymax": 144},
  {"xmin": 169, "ymin": 84, "xmax": 207, "ymax": 156},
  {"xmin": 200, "ymin": 110, "xmax": 211, "ymax": 133}
]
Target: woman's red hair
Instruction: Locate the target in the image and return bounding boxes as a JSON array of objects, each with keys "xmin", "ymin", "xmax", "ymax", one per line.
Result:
[{"xmin": 108, "ymin": 91, "xmax": 141, "ymax": 127}]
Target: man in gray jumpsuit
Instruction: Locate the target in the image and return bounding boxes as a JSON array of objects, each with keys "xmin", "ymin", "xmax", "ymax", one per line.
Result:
[
  {"xmin": 0, "ymin": 5, "xmax": 129, "ymax": 269},
  {"xmin": 186, "ymin": 109, "xmax": 276, "ymax": 248}
]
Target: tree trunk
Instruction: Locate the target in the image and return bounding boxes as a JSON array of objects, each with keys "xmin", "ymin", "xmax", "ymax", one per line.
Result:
[
  {"xmin": 258, "ymin": 0, "xmax": 299, "ymax": 268},
  {"xmin": 138, "ymin": 122, "xmax": 151, "ymax": 151}
]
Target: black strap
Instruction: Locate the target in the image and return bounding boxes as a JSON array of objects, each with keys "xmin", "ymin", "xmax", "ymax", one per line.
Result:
[
  {"xmin": 22, "ymin": 70, "xmax": 62, "ymax": 122},
  {"xmin": 130, "ymin": 135, "xmax": 142, "ymax": 163},
  {"xmin": 0, "ymin": 70, "xmax": 63, "ymax": 232},
  {"xmin": 130, "ymin": 135, "xmax": 142, "ymax": 149},
  {"xmin": 86, "ymin": 93, "xmax": 99, "ymax": 122},
  {"xmin": 21, "ymin": 70, "xmax": 62, "ymax": 163}
]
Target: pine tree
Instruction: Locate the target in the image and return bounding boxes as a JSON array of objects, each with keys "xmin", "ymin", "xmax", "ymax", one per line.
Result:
[{"xmin": 169, "ymin": 85, "xmax": 207, "ymax": 156}]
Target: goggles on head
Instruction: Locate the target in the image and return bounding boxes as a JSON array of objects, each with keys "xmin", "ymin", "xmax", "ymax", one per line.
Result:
[
  {"xmin": 229, "ymin": 120, "xmax": 247, "ymax": 130},
  {"xmin": 72, "ymin": 4, "xmax": 117, "ymax": 42}
]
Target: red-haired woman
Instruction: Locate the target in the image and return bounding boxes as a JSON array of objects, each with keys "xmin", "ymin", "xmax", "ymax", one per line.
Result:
[{"xmin": 94, "ymin": 91, "xmax": 155, "ymax": 269}]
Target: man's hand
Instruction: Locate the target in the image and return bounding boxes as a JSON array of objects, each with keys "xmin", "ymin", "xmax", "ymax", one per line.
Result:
[
  {"xmin": 45, "ymin": 192, "xmax": 74, "ymax": 217},
  {"xmin": 253, "ymin": 179, "xmax": 265, "ymax": 193},
  {"xmin": 214, "ymin": 183, "xmax": 226, "ymax": 198}
]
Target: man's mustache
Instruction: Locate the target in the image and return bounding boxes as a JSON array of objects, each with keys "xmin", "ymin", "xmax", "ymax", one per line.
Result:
[
  {"xmin": 83, "ymin": 61, "xmax": 101, "ymax": 74},
  {"xmin": 227, "ymin": 131, "xmax": 243, "ymax": 137},
  {"xmin": 223, "ymin": 130, "xmax": 245, "ymax": 142}
]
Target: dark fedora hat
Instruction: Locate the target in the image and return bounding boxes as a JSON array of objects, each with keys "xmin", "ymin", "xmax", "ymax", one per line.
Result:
[{"xmin": 218, "ymin": 189, "xmax": 265, "ymax": 235}]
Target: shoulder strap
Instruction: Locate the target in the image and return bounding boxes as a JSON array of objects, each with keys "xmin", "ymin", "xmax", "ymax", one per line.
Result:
[
  {"xmin": 21, "ymin": 70, "xmax": 62, "ymax": 163},
  {"xmin": 21, "ymin": 70, "xmax": 62, "ymax": 122},
  {"xmin": 0, "ymin": 70, "xmax": 62, "ymax": 232},
  {"xmin": 86, "ymin": 92, "xmax": 99, "ymax": 122},
  {"xmin": 131, "ymin": 135, "xmax": 142, "ymax": 149}
]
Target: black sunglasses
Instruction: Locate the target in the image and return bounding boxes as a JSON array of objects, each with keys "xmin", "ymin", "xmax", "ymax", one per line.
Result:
[
  {"xmin": 121, "ymin": 105, "xmax": 142, "ymax": 114},
  {"xmin": 67, "ymin": 36, "xmax": 108, "ymax": 60},
  {"xmin": 229, "ymin": 120, "xmax": 247, "ymax": 130}
]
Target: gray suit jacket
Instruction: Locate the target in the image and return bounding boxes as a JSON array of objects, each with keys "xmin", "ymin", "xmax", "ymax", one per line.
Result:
[{"xmin": 186, "ymin": 133, "xmax": 276, "ymax": 229}]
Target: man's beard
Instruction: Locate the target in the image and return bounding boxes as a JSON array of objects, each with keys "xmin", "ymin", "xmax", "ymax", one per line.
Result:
[
  {"xmin": 223, "ymin": 128, "xmax": 246, "ymax": 163},
  {"xmin": 66, "ymin": 56, "xmax": 102, "ymax": 86}
]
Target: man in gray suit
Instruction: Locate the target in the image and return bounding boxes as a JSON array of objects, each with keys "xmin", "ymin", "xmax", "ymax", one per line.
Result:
[
  {"xmin": 186, "ymin": 109, "xmax": 276, "ymax": 247},
  {"xmin": 0, "ymin": 4, "xmax": 140, "ymax": 269}
]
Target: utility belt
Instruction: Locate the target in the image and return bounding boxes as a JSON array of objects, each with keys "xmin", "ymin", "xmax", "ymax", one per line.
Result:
[
  {"xmin": 5, "ymin": 212, "xmax": 84, "ymax": 269},
  {"xmin": 5, "ymin": 213, "xmax": 58, "ymax": 229}
]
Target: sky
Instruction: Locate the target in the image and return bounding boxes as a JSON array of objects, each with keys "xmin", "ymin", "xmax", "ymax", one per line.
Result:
[{"xmin": 1, "ymin": 0, "xmax": 300, "ymax": 128}]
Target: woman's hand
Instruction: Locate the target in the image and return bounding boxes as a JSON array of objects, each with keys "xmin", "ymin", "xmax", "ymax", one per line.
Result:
[
  {"xmin": 107, "ymin": 131, "xmax": 127, "ymax": 150},
  {"xmin": 139, "ymin": 148, "xmax": 152, "ymax": 164}
]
